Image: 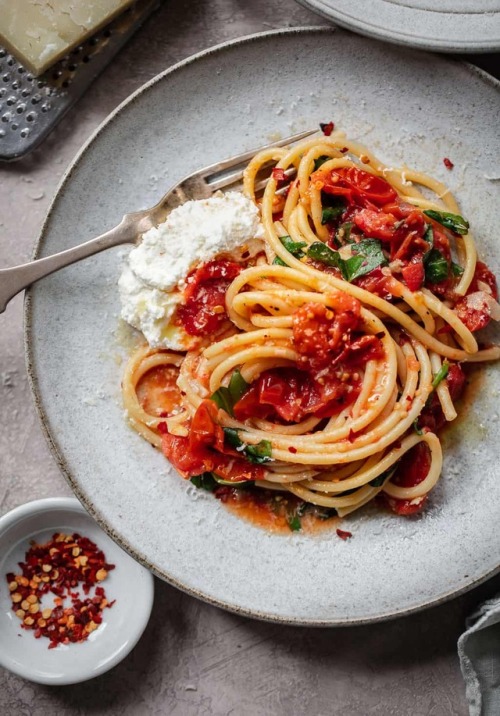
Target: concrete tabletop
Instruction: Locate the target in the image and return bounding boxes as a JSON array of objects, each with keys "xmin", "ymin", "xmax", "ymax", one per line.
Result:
[{"xmin": 1, "ymin": 1, "xmax": 500, "ymax": 713}]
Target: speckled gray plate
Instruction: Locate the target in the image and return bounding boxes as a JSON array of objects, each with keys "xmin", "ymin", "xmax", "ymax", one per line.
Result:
[
  {"xmin": 296, "ymin": 0, "xmax": 500, "ymax": 52},
  {"xmin": 25, "ymin": 28, "xmax": 500, "ymax": 625}
]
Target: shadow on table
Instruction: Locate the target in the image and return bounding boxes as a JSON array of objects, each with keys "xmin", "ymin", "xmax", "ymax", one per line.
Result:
[{"xmin": 40, "ymin": 568, "xmax": 500, "ymax": 711}]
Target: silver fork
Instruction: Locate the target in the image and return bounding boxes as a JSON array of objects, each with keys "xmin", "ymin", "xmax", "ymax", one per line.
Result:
[{"xmin": 0, "ymin": 129, "xmax": 316, "ymax": 314}]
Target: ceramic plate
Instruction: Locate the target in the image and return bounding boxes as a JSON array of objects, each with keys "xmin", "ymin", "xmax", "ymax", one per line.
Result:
[
  {"xmin": 296, "ymin": 0, "xmax": 500, "ymax": 52},
  {"xmin": 26, "ymin": 28, "xmax": 500, "ymax": 625}
]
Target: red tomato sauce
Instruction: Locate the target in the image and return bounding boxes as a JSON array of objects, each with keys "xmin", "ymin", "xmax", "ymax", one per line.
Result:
[{"xmin": 136, "ymin": 364, "xmax": 182, "ymax": 417}]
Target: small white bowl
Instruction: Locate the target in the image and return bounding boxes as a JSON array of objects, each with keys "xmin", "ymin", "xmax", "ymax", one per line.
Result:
[{"xmin": 0, "ymin": 497, "xmax": 154, "ymax": 684}]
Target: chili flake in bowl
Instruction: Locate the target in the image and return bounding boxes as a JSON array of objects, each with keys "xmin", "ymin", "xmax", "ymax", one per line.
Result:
[{"xmin": 0, "ymin": 498, "xmax": 154, "ymax": 684}]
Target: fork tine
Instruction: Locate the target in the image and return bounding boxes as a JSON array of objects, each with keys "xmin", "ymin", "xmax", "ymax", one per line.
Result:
[{"xmin": 198, "ymin": 128, "xmax": 317, "ymax": 180}]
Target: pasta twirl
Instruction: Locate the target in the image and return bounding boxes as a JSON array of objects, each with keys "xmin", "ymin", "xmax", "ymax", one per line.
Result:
[{"xmin": 121, "ymin": 128, "xmax": 500, "ymax": 530}]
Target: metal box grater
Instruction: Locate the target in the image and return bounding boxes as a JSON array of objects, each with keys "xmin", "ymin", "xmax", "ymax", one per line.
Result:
[{"xmin": 0, "ymin": 0, "xmax": 160, "ymax": 162}]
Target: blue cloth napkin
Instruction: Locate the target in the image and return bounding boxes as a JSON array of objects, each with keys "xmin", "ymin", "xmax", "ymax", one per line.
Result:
[{"xmin": 458, "ymin": 595, "xmax": 500, "ymax": 715}]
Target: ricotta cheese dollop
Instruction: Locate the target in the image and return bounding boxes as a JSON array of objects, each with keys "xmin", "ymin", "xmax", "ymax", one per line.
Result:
[{"xmin": 119, "ymin": 192, "xmax": 264, "ymax": 349}]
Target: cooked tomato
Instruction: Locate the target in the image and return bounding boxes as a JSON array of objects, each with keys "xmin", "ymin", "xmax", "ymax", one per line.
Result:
[
  {"xmin": 233, "ymin": 368, "xmax": 360, "ymax": 423},
  {"xmin": 455, "ymin": 261, "xmax": 498, "ymax": 332},
  {"xmin": 313, "ymin": 166, "xmax": 397, "ymax": 207},
  {"xmin": 419, "ymin": 363, "xmax": 466, "ymax": 432},
  {"xmin": 161, "ymin": 399, "xmax": 265, "ymax": 481},
  {"xmin": 177, "ymin": 259, "xmax": 241, "ymax": 336},
  {"xmin": 401, "ymin": 260, "xmax": 425, "ymax": 292},
  {"xmin": 354, "ymin": 267, "xmax": 392, "ymax": 298},
  {"xmin": 353, "ymin": 208, "xmax": 397, "ymax": 241},
  {"xmin": 136, "ymin": 365, "xmax": 181, "ymax": 417},
  {"xmin": 383, "ymin": 442, "xmax": 431, "ymax": 515}
]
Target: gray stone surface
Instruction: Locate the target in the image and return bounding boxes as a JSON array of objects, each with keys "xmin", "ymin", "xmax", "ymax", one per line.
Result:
[{"xmin": 1, "ymin": 1, "xmax": 500, "ymax": 713}]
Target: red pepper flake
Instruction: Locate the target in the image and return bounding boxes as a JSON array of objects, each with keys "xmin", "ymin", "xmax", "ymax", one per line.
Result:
[
  {"xmin": 340, "ymin": 147, "xmax": 349, "ymax": 154},
  {"xmin": 320, "ymin": 121, "xmax": 334, "ymax": 136},
  {"xmin": 5, "ymin": 533, "xmax": 115, "ymax": 650},
  {"xmin": 157, "ymin": 421, "xmax": 168, "ymax": 435},
  {"xmin": 336, "ymin": 528, "xmax": 353, "ymax": 541},
  {"xmin": 272, "ymin": 167, "xmax": 286, "ymax": 183},
  {"xmin": 288, "ymin": 446, "xmax": 298, "ymax": 454},
  {"xmin": 443, "ymin": 157, "xmax": 454, "ymax": 170},
  {"xmin": 348, "ymin": 429, "xmax": 357, "ymax": 443}
]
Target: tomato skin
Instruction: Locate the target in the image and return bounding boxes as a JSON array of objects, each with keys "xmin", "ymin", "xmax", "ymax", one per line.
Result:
[
  {"xmin": 314, "ymin": 166, "xmax": 397, "ymax": 207},
  {"xmin": 353, "ymin": 208, "xmax": 397, "ymax": 241},
  {"xmin": 402, "ymin": 260, "xmax": 425, "ymax": 292},
  {"xmin": 292, "ymin": 302, "xmax": 360, "ymax": 371},
  {"xmin": 382, "ymin": 442, "xmax": 431, "ymax": 516},
  {"xmin": 161, "ymin": 399, "xmax": 265, "ymax": 482},
  {"xmin": 353, "ymin": 267, "xmax": 392, "ymax": 298},
  {"xmin": 233, "ymin": 367, "xmax": 360, "ymax": 423},
  {"xmin": 454, "ymin": 261, "xmax": 499, "ymax": 332},
  {"xmin": 177, "ymin": 259, "xmax": 241, "ymax": 337}
]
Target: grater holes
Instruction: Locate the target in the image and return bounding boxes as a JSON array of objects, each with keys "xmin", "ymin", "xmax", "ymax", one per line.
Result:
[
  {"xmin": 16, "ymin": 104, "xmax": 25, "ymax": 114},
  {"xmin": 31, "ymin": 94, "xmax": 41, "ymax": 104},
  {"xmin": 3, "ymin": 74, "xmax": 10, "ymax": 83},
  {"xmin": 1, "ymin": 111, "xmax": 11, "ymax": 122},
  {"xmin": 7, "ymin": 57, "xmax": 15, "ymax": 67},
  {"xmin": 21, "ymin": 88, "xmax": 31, "ymax": 97},
  {"xmin": 11, "ymin": 122, "xmax": 18, "ymax": 130},
  {"xmin": 40, "ymin": 103, "xmax": 51, "ymax": 113},
  {"xmin": 0, "ymin": 49, "xmax": 5, "ymax": 59},
  {"xmin": 26, "ymin": 111, "xmax": 36, "ymax": 122},
  {"xmin": 6, "ymin": 96, "xmax": 16, "ymax": 106},
  {"xmin": 20, "ymin": 128, "xmax": 30, "ymax": 138}
]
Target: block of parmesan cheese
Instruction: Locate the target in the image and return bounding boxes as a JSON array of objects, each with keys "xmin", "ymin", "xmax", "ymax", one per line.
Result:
[{"xmin": 0, "ymin": 0, "xmax": 135, "ymax": 76}]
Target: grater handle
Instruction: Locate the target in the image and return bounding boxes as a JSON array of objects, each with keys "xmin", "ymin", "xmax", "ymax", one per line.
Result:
[{"xmin": 0, "ymin": 212, "xmax": 143, "ymax": 313}]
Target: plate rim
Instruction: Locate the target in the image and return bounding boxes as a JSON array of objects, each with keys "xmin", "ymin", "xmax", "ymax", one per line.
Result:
[
  {"xmin": 24, "ymin": 26, "xmax": 500, "ymax": 626},
  {"xmin": 295, "ymin": 0, "xmax": 500, "ymax": 52}
]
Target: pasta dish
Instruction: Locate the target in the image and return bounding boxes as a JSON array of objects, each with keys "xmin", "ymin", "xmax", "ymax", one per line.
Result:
[{"xmin": 119, "ymin": 126, "xmax": 500, "ymax": 532}]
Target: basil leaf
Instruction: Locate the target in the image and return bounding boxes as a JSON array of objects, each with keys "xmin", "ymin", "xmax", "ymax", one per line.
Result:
[
  {"xmin": 274, "ymin": 235, "xmax": 307, "ymax": 266},
  {"xmin": 245, "ymin": 440, "xmax": 273, "ymax": 464},
  {"xmin": 424, "ymin": 248, "xmax": 449, "ymax": 283},
  {"xmin": 321, "ymin": 206, "xmax": 345, "ymax": 224},
  {"xmin": 190, "ymin": 473, "xmax": 218, "ymax": 492},
  {"xmin": 307, "ymin": 240, "xmax": 387, "ymax": 282},
  {"xmin": 413, "ymin": 419, "xmax": 423, "ymax": 436},
  {"xmin": 211, "ymin": 370, "xmax": 249, "ymax": 416},
  {"xmin": 314, "ymin": 155, "xmax": 329, "ymax": 171},
  {"xmin": 280, "ymin": 235, "xmax": 307, "ymax": 256},
  {"xmin": 223, "ymin": 427, "xmax": 244, "ymax": 450},
  {"xmin": 451, "ymin": 261, "xmax": 464, "ymax": 277},
  {"xmin": 423, "ymin": 224, "xmax": 434, "ymax": 247},
  {"xmin": 307, "ymin": 241, "xmax": 341, "ymax": 268},
  {"xmin": 228, "ymin": 370, "xmax": 249, "ymax": 405},
  {"xmin": 369, "ymin": 464, "xmax": 398, "ymax": 488},
  {"xmin": 424, "ymin": 210, "xmax": 469, "ymax": 235},
  {"xmin": 335, "ymin": 221, "xmax": 354, "ymax": 246},
  {"xmin": 432, "ymin": 361, "xmax": 449, "ymax": 389},
  {"xmin": 223, "ymin": 429, "xmax": 273, "ymax": 464},
  {"xmin": 347, "ymin": 239, "xmax": 387, "ymax": 281},
  {"xmin": 210, "ymin": 387, "xmax": 233, "ymax": 414},
  {"xmin": 287, "ymin": 514, "xmax": 302, "ymax": 532}
]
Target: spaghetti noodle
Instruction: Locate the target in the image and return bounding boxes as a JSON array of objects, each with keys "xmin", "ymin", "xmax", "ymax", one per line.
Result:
[{"xmin": 121, "ymin": 127, "xmax": 500, "ymax": 529}]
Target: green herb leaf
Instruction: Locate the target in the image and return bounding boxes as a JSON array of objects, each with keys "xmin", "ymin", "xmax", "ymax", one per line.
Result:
[
  {"xmin": 287, "ymin": 514, "xmax": 302, "ymax": 532},
  {"xmin": 316, "ymin": 507, "xmax": 337, "ymax": 520},
  {"xmin": 413, "ymin": 419, "xmax": 423, "ymax": 436},
  {"xmin": 223, "ymin": 427, "xmax": 244, "ymax": 450},
  {"xmin": 223, "ymin": 429, "xmax": 273, "ymax": 464},
  {"xmin": 321, "ymin": 206, "xmax": 345, "ymax": 224},
  {"xmin": 228, "ymin": 370, "xmax": 249, "ymax": 405},
  {"xmin": 307, "ymin": 241, "xmax": 341, "ymax": 267},
  {"xmin": 245, "ymin": 440, "xmax": 273, "ymax": 464},
  {"xmin": 307, "ymin": 239, "xmax": 387, "ymax": 282},
  {"xmin": 369, "ymin": 464, "xmax": 398, "ymax": 488},
  {"xmin": 424, "ymin": 248, "xmax": 449, "ymax": 284},
  {"xmin": 424, "ymin": 210, "xmax": 469, "ymax": 235},
  {"xmin": 190, "ymin": 473, "xmax": 218, "ymax": 492},
  {"xmin": 211, "ymin": 370, "xmax": 249, "ymax": 416},
  {"xmin": 451, "ymin": 261, "xmax": 464, "ymax": 277},
  {"xmin": 212, "ymin": 474, "xmax": 252, "ymax": 487},
  {"xmin": 423, "ymin": 224, "xmax": 434, "ymax": 247},
  {"xmin": 432, "ymin": 361, "xmax": 449, "ymax": 389},
  {"xmin": 335, "ymin": 221, "xmax": 354, "ymax": 246},
  {"xmin": 273, "ymin": 235, "xmax": 307, "ymax": 266},
  {"xmin": 314, "ymin": 155, "xmax": 329, "ymax": 171}
]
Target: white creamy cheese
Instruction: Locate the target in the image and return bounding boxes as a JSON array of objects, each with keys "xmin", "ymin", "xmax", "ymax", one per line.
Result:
[
  {"xmin": 128, "ymin": 191, "xmax": 264, "ymax": 291},
  {"xmin": 119, "ymin": 192, "xmax": 264, "ymax": 349},
  {"xmin": 118, "ymin": 266, "xmax": 192, "ymax": 351}
]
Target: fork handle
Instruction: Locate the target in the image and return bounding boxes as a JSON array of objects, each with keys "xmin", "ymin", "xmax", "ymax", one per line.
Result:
[{"xmin": 0, "ymin": 213, "xmax": 143, "ymax": 314}]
